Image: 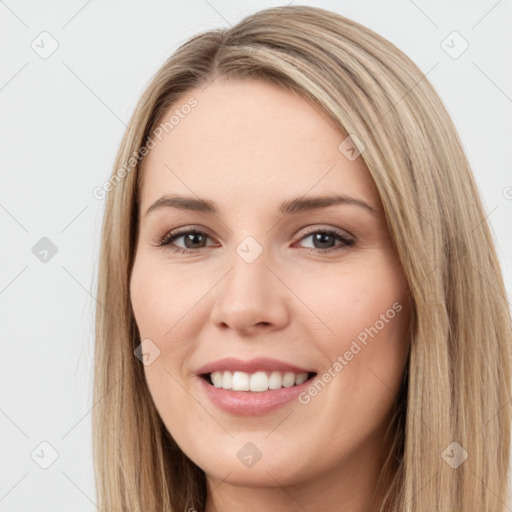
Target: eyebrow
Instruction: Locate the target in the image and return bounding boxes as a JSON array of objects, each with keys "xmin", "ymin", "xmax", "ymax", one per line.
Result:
[{"xmin": 144, "ymin": 193, "xmax": 378, "ymax": 217}]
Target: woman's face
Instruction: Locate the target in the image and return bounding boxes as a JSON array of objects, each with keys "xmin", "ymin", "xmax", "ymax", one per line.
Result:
[{"xmin": 130, "ymin": 78, "xmax": 410, "ymax": 492}]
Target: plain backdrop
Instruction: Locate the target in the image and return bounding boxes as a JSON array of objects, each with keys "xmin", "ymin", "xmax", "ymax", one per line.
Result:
[{"xmin": 1, "ymin": 1, "xmax": 511, "ymax": 510}]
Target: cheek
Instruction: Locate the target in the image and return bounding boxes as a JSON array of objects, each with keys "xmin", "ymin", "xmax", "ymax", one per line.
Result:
[
  {"xmin": 130, "ymin": 258, "xmax": 206, "ymax": 342},
  {"xmin": 302, "ymin": 257, "xmax": 410, "ymax": 401},
  {"xmin": 130, "ymin": 258, "xmax": 212, "ymax": 386},
  {"xmin": 303, "ymin": 259, "xmax": 408, "ymax": 347},
  {"xmin": 130, "ymin": 262, "xmax": 198, "ymax": 433}
]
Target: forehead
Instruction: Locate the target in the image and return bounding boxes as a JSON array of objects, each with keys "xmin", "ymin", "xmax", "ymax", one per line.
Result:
[{"xmin": 139, "ymin": 78, "xmax": 379, "ymax": 211}]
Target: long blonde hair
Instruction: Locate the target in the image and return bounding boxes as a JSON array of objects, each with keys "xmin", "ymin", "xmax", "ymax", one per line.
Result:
[{"xmin": 93, "ymin": 5, "xmax": 512, "ymax": 511}]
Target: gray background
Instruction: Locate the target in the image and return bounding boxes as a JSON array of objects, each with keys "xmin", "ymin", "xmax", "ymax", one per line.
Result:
[{"xmin": 1, "ymin": 0, "xmax": 511, "ymax": 510}]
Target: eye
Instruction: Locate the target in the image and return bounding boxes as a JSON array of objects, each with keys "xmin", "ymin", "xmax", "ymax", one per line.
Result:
[
  {"xmin": 155, "ymin": 225, "xmax": 355, "ymax": 255},
  {"xmin": 294, "ymin": 226, "xmax": 354, "ymax": 253},
  {"xmin": 156, "ymin": 227, "xmax": 216, "ymax": 254}
]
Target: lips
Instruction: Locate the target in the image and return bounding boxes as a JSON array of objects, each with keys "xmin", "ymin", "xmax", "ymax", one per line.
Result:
[
  {"xmin": 196, "ymin": 356, "xmax": 316, "ymax": 376},
  {"xmin": 195, "ymin": 357, "xmax": 318, "ymax": 414}
]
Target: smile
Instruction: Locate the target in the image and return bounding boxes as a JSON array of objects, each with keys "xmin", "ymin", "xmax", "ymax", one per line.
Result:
[
  {"xmin": 202, "ymin": 370, "xmax": 316, "ymax": 392},
  {"xmin": 197, "ymin": 371, "xmax": 318, "ymax": 416}
]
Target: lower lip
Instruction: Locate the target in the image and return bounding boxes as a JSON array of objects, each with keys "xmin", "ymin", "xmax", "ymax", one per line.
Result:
[{"xmin": 197, "ymin": 375, "xmax": 315, "ymax": 416}]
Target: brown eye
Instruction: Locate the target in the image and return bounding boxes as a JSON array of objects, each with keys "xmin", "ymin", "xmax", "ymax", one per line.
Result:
[
  {"xmin": 156, "ymin": 226, "xmax": 354, "ymax": 255},
  {"xmin": 297, "ymin": 228, "xmax": 354, "ymax": 253},
  {"xmin": 158, "ymin": 229, "xmax": 215, "ymax": 254}
]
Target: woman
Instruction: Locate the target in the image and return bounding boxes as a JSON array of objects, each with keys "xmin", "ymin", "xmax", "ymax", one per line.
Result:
[{"xmin": 92, "ymin": 5, "xmax": 511, "ymax": 511}]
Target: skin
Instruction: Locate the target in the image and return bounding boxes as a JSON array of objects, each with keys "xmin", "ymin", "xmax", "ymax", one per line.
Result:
[{"xmin": 130, "ymin": 77, "xmax": 411, "ymax": 512}]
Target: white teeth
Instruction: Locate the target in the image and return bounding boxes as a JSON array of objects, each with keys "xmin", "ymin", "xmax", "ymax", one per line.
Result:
[
  {"xmin": 249, "ymin": 371, "xmax": 268, "ymax": 392},
  {"xmin": 282, "ymin": 372, "xmax": 296, "ymax": 388},
  {"xmin": 211, "ymin": 371, "xmax": 223, "ymax": 388},
  {"xmin": 222, "ymin": 371, "xmax": 233, "ymax": 390},
  {"xmin": 209, "ymin": 370, "xmax": 310, "ymax": 391},
  {"xmin": 268, "ymin": 371, "xmax": 282, "ymax": 389},
  {"xmin": 295, "ymin": 372, "xmax": 308, "ymax": 385},
  {"xmin": 232, "ymin": 371, "xmax": 250, "ymax": 391}
]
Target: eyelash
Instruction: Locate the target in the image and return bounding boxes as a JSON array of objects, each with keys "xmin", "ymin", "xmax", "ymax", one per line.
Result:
[{"xmin": 155, "ymin": 225, "xmax": 355, "ymax": 255}]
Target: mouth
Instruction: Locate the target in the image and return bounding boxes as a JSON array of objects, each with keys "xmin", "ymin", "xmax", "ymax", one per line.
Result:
[{"xmin": 200, "ymin": 370, "xmax": 318, "ymax": 392}]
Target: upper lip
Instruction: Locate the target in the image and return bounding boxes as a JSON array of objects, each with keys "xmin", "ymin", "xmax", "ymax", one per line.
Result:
[{"xmin": 196, "ymin": 357, "xmax": 316, "ymax": 376}]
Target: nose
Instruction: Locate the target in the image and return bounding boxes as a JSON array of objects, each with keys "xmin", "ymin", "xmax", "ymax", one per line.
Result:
[{"xmin": 209, "ymin": 249, "xmax": 290, "ymax": 336}]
